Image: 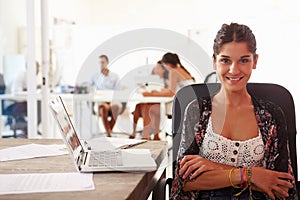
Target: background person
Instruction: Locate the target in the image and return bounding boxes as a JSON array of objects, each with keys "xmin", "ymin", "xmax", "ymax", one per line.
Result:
[
  {"xmin": 140, "ymin": 53, "xmax": 195, "ymax": 140},
  {"xmin": 129, "ymin": 61, "xmax": 168, "ymax": 140},
  {"xmin": 91, "ymin": 54, "xmax": 124, "ymax": 137},
  {"xmin": 171, "ymin": 22, "xmax": 297, "ymax": 200}
]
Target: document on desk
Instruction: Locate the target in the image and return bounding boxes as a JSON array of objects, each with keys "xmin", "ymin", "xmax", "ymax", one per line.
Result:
[
  {"xmin": 0, "ymin": 143, "xmax": 68, "ymax": 161},
  {"xmin": 86, "ymin": 136, "xmax": 147, "ymax": 150},
  {"xmin": 0, "ymin": 172, "xmax": 94, "ymax": 195}
]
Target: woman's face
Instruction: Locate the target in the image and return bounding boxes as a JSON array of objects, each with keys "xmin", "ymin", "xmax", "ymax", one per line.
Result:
[
  {"xmin": 153, "ymin": 64, "xmax": 165, "ymax": 78},
  {"xmin": 162, "ymin": 62, "xmax": 175, "ymax": 69},
  {"xmin": 213, "ymin": 41, "xmax": 258, "ymax": 92}
]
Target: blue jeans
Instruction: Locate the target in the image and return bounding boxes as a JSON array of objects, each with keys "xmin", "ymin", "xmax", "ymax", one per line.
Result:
[{"xmin": 199, "ymin": 187, "xmax": 267, "ymax": 200}]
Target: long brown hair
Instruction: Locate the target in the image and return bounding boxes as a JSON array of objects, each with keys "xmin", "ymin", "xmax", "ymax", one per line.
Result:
[
  {"xmin": 213, "ymin": 23, "xmax": 257, "ymax": 60},
  {"xmin": 161, "ymin": 52, "xmax": 195, "ymax": 81}
]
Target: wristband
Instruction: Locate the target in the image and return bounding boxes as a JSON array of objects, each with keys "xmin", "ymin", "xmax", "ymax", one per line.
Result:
[{"xmin": 247, "ymin": 167, "xmax": 253, "ymax": 200}]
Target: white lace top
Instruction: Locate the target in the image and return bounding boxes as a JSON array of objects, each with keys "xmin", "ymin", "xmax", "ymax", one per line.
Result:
[{"xmin": 199, "ymin": 117, "xmax": 264, "ymax": 167}]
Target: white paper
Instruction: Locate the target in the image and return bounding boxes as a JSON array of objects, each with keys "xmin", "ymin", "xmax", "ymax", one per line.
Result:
[
  {"xmin": 86, "ymin": 136, "xmax": 147, "ymax": 150},
  {"xmin": 0, "ymin": 172, "xmax": 94, "ymax": 195},
  {"xmin": 0, "ymin": 143, "xmax": 68, "ymax": 161}
]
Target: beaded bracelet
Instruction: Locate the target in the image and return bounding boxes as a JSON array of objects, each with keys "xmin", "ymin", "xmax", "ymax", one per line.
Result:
[
  {"xmin": 242, "ymin": 167, "xmax": 248, "ymax": 188},
  {"xmin": 239, "ymin": 167, "xmax": 244, "ymax": 187},
  {"xmin": 234, "ymin": 167, "xmax": 249, "ymax": 197},
  {"xmin": 247, "ymin": 167, "xmax": 253, "ymax": 200}
]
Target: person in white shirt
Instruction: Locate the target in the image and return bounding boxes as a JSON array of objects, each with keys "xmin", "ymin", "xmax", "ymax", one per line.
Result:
[{"xmin": 91, "ymin": 55, "xmax": 124, "ymax": 137}]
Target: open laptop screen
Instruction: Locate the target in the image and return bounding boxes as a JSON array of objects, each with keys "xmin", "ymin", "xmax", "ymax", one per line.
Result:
[{"xmin": 49, "ymin": 96, "xmax": 83, "ymax": 154}]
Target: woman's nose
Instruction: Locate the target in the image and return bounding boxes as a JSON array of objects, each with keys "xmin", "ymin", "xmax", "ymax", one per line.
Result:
[{"xmin": 229, "ymin": 62, "xmax": 240, "ymax": 74}]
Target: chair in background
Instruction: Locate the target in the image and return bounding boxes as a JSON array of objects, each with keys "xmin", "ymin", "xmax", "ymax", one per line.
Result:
[
  {"xmin": 0, "ymin": 73, "xmax": 26, "ymax": 138},
  {"xmin": 204, "ymin": 71, "xmax": 218, "ymax": 83},
  {"xmin": 2, "ymin": 101, "xmax": 28, "ymax": 138},
  {"xmin": 0, "ymin": 73, "xmax": 5, "ymax": 94},
  {"xmin": 153, "ymin": 83, "xmax": 299, "ymax": 199}
]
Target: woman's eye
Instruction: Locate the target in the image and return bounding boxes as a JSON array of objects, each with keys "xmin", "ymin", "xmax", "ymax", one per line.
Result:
[
  {"xmin": 220, "ymin": 58, "xmax": 230, "ymax": 64},
  {"xmin": 240, "ymin": 58, "xmax": 249, "ymax": 63}
]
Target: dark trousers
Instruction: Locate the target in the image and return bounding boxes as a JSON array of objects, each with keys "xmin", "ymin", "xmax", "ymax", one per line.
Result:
[{"xmin": 199, "ymin": 187, "xmax": 267, "ymax": 200}]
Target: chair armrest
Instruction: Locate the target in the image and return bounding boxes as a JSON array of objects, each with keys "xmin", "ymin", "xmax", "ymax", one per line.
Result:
[
  {"xmin": 296, "ymin": 181, "xmax": 300, "ymax": 199},
  {"xmin": 152, "ymin": 178, "xmax": 173, "ymax": 200}
]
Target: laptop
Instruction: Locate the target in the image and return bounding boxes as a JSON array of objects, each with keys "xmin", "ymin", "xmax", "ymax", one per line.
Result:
[{"xmin": 48, "ymin": 96, "xmax": 157, "ymax": 172}]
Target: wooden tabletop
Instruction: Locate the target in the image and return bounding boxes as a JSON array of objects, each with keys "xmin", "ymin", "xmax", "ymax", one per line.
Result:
[{"xmin": 0, "ymin": 138, "xmax": 168, "ymax": 200}]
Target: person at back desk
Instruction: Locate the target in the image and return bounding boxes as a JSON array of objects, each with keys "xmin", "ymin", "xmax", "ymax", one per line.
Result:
[
  {"xmin": 91, "ymin": 54, "xmax": 124, "ymax": 137},
  {"xmin": 131, "ymin": 53, "xmax": 195, "ymax": 140},
  {"xmin": 129, "ymin": 60, "xmax": 168, "ymax": 140},
  {"xmin": 143, "ymin": 53, "xmax": 195, "ymax": 97}
]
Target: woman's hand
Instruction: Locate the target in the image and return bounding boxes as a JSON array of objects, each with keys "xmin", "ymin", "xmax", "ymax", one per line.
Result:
[
  {"xmin": 273, "ymin": 185, "xmax": 291, "ymax": 200},
  {"xmin": 251, "ymin": 167, "xmax": 294, "ymax": 200},
  {"xmin": 142, "ymin": 90, "xmax": 160, "ymax": 96},
  {"xmin": 142, "ymin": 89, "xmax": 173, "ymax": 97},
  {"xmin": 252, "ymin": 184, "xmax": 290, "ymax": 200},
  {"xmin": 142, "ymin": 91, "xmax": 155, "ymax": 96},
  {"xmin": 179, "ymin": 155, "xmax": 222, "ymax": 180},
  {"xmin": 160, "ymin": 88, "xmax": 171, "ymax": 93}
]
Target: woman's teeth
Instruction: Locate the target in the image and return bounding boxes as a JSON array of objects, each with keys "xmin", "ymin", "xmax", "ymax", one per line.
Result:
[{"xmin": 227, "ymin": 77, "xmax": 241, "ymax": 81}]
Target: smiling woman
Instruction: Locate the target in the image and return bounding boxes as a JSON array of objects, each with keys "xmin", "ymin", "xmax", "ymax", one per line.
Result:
[
  {"xmin": 170, "ymin": 23, "xmax": 298, "ymax": 200},
  {"xmin": 214, "ymin": 41, "xmax": 257, "ymax": 93}
]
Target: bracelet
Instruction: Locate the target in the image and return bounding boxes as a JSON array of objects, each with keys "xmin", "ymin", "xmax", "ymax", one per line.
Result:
[
  {"xmin": 229, "ymin": 167, "xmax": 240, "ymax": 188},
  {"xmin": 239, "ymin": 167, "xmax": 244, "ymax": 187},
  {"xmin": 243, "ymin": 168, "xmax": 246, "ymax": 187},
  {"xmin": 247, "ymin": 167, "xmax": 253, "ymax": 200},
  {"xmin": 234, "ymin": 167, "xmax": 249, "ymax": 197},
  {"xmin": 242, "ymin": 167, "xmax": 248, "ymax": 188}
]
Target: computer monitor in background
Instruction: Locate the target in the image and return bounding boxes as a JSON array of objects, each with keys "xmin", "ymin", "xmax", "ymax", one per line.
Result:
[{"xmin": 2, "ymin": 54, "xmax": 26, "ymax": 93}]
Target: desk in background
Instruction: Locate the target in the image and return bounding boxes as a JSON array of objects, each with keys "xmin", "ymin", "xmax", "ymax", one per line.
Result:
[
  {"xmin": 0, "ymin": 138, "xmax": 168, "ymax": 200},
  {"xmin": 0, "ymin": 91, "xmax": 173, "ymax": 138}
]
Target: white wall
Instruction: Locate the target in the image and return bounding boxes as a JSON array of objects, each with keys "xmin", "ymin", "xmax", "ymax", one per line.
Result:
[{"xmin": 0, "ymin": 0, "xmax": 26, "ymax": 54}]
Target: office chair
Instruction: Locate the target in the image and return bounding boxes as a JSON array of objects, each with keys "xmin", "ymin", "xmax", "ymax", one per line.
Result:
[
  {"xmin": 153, "ymin": 83, "xmax": 299, "ymax": 199},
  {"xmin": 0, "ymin": 73, "xmax": 5, "ymax": 94},
  {"xmin": 0, "ymin": 73, "xmax": 28, "ymax": 138},
  {"xmin": 2, "ymin": 101, "xmax": 28, "ymax": 138},
  {"xmin": 204, "ymin": 71, "xmax": 218, "ymax": 83}
]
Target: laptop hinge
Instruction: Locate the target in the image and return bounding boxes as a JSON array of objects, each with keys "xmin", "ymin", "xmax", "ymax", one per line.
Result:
[
  {"xmin": 83, "ymin": 151, "xmax": 88, "ymax": 165},
  {"xmin": 77, "ymin": 151, "xmax": 88, "ymax": 167}
]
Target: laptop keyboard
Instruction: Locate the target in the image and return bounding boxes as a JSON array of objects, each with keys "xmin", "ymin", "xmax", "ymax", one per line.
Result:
[{"xmin": 88, "ymin": 150, "xmax": 123, "ymax": 167}]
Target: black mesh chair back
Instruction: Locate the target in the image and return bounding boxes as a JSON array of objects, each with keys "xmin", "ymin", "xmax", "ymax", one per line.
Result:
[{"xmin": 172, "ymin": 83, "xmax": 298, "ymax": 196}]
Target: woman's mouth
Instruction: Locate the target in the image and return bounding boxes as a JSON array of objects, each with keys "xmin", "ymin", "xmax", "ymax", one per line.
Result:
[{"xmin": 226, "ymin": 77, "xmax": 243, "ymax": 81}]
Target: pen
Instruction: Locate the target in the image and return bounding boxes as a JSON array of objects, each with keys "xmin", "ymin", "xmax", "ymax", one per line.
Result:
[{"xmin": 119, "ymin": 140, "xmax": 147, "ymax": 149}]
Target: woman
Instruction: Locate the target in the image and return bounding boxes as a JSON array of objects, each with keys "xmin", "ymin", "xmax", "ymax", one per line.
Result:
[
  {"xmin": 130, "ymin": 53, "xmax": 194, "ymax": 140},
  {"xmin": 171, "ymin": 23, "xmax": 298, "ymax": 200},
  {"xmin": 144, "ymin": 53, "xmax": 195, "ymax": 97},
  {"xmin": 129, "ymin": 61, "xmax": 168, "ymax": 140}
]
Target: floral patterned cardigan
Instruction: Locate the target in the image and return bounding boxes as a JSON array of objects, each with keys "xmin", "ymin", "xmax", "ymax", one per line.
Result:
[{"xmin": 170, "ymin": 96, "xmax": 298, "ymax": 200}]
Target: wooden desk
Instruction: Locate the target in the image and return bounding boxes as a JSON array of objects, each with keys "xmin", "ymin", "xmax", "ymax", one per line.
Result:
[{"xmin": 0, "ymin": 139, "xmax": 168, "ymax": 200}]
